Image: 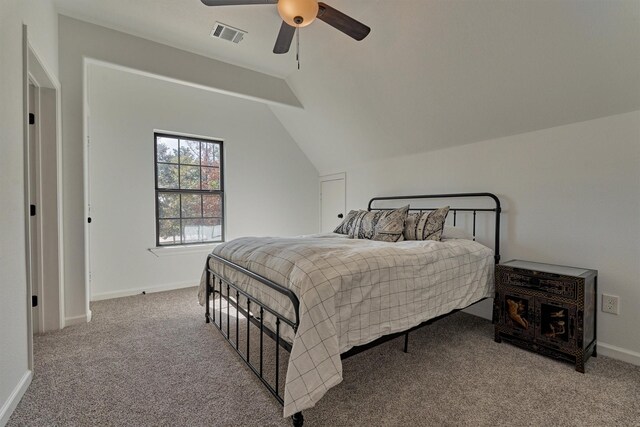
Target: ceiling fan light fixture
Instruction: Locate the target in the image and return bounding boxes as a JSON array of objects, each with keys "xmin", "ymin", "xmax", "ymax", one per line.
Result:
[{"xmin": 277, "ymin": 0, "xmax": 319, "ymax": 27}]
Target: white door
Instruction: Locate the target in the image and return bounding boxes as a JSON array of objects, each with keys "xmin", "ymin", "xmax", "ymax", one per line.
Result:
[{"xmin": 320, "ymin": 175, "xmax": 346, "ymax": 233}]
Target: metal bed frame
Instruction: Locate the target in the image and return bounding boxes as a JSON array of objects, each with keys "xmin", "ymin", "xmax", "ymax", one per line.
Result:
[{"xmin": 204, "ymin": 193, "xmax": 501, "ymax": 426}]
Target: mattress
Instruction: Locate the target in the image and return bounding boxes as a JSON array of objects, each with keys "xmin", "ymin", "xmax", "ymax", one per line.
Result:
[{"xmin": 198, "ymin": 234, "xmax": 494, "ymax": 417}]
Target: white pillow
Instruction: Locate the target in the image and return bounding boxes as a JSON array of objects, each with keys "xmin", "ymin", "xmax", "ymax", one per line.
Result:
[{"xmin": 442, "ymin": 225, "xmax": 473, "ymax": 240}]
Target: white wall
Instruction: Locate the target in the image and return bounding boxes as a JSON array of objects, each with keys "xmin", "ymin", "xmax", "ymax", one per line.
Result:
[
  {"xmin": 58, "ymin": 15, "xmax": 304, "ymax": 323},
  {"xmin": 0, "ymin": 0, "xmax": 59, "ymax": 423},
  {"xmin": 335, "ymin": 111, "xmax": 640, "ymax": 362},
  {"xmin": 86, "ymin": 64, "xmax": 318, "ymax": 300}
]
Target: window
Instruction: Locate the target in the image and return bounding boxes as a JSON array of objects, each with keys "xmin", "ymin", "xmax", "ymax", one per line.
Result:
[{"xmin": 154, "ymin": 133, "xmax": 224, "ymax": 246}]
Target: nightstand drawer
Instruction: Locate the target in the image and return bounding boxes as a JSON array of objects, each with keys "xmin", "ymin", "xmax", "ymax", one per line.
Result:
[{"xmin": 500, "ymin": 270, "xmax": 577, "ymax": 300}]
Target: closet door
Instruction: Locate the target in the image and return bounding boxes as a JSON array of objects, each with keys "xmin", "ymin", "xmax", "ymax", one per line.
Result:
[{"xmin": 320, "ymin": 174, "xmax": 345, "ymax": 233}]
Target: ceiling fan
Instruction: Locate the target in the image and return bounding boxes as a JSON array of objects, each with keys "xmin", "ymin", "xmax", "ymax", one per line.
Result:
[{"xmin": 201, "ymin": 0, "xmax": 371, "ymax": 55}]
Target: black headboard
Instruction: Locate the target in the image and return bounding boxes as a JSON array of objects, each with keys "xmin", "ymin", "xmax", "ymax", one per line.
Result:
[{"xmin": 367, "ymin": 192, "xmax": 501, "ymax": 264}]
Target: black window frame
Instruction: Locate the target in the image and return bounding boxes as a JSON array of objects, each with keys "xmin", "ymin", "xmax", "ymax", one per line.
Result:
[{"xmin": 154, "ymin": 132, "xmax": 225, "ymax": 247}]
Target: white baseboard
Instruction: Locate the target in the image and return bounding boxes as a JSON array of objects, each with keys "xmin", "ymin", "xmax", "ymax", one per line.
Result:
[
  {"xmin": 598, "ymin": 342, "xmax": 640, "ymax": 366},
  {"xmin": 0, "ymin": 370, "xmax": 32, "ymax": 427},
  {"xmin": 64, "ymin": 312, "xmax": 90, "ymax": 326},
  {"xmin": 90, "ymin": 281, "xmax": 197, "ymax": 302}
]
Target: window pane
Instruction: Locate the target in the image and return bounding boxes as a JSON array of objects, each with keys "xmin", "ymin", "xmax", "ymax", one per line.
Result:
[
  {"xmin": 181, "ymin": 193, "xmax": 202, "ymax": 218},
  {"xmin": 158, "ymin": 192, "xmax": 180, "ymax": 218},
  {"xmin": 156, "ymin": 137, "xmax": 179, "ymax": 163},
  {"xmin": 205, "ymin": 218, "xmax": 223, "ymax": 241},
  {"xmin": 203, "ymin": 194, "xmax": 222, "ymax": 218},
  {"xmin": 157, "ymin": 164, "xmax": 179, "ymax": 189},
  {"xmin": 202, "ymin": 142, "xmax": 220, "ymax": 167},
  {"xmin": 180, "ymin": 165, "xmax": 200, "ymax": 189},
  {"xmin": 182, "ymin": 218, "xmax": 222, "ymax": 244},
  {"xmin": 182, "ymin": 219, "xmax": 204, "ymax": 244},
  {"xmin": 201, "ymin": 167, "xmax": 221, "ymax": 190},
  {"xmin": 158, "ymin": 219, "xmax": 181, "ymax": 245},
  {"xmin": 179, "ymin": 140, "xmax": 200, "ymax": 165}
]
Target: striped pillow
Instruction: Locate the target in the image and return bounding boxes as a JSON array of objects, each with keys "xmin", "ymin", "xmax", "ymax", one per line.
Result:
[
  {"xmin": 349, "ymin": 205, "xmax": 409, "ymax": 242},
  {"xmin": 403, "ymin": 206, "xmax": 450, "ymax": 241}
]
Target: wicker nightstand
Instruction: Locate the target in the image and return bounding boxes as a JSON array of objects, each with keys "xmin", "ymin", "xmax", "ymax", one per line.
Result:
[{"xmin": 494, "ymin": 260, "xmax": 597, "ymax": 373}]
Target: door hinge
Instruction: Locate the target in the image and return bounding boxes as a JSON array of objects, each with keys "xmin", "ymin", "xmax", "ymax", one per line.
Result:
[
  {"xmin": 30, "ymin": 204, "xmax": 36, "ymax": 216},
  {"xmin": 29, "ymin": 113, "xmax": 35, "ymax": 125},
  {"xmin": 32, "ymin": 295, "xmax": 38, "ymax": 307}
]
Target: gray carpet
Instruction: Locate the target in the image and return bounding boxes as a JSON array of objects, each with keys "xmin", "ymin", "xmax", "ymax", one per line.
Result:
[{"xmin": 8, "ymin": 287, "xmax": 640, "ymax": 426}]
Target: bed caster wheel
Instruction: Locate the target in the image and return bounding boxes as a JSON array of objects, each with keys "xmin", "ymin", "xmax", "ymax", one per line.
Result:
[{"xmin": 291, "ymin": 412, "xmax": 304, "ymax": 427}]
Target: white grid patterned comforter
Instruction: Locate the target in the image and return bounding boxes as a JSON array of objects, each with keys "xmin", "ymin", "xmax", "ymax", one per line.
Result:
[{"xmin": 198, "ymin": 234, "xmax": 494, "ymax": 417}]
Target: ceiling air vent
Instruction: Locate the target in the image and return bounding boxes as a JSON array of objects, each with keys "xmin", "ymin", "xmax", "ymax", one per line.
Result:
[{"xmin": 210, "ymin": 22, "xmax": 247, "ymax": 44}]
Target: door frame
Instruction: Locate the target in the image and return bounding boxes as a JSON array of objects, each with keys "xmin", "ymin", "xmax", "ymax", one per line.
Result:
[
  {"xmin": 23, "ymin": 25, "xmax": 66, "ymax": 368},
  {"xmin": 319, "ymin": 172, "xmax": 346, "ymax": 233}
]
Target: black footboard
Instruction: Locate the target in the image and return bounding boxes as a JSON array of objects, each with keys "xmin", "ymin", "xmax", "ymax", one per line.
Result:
[{"xmin": 204, "ymin": 252, "xmax": 303, "ymax": 422}]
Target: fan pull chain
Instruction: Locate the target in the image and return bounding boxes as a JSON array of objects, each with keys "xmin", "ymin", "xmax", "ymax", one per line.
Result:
[{"xmin": 296, "ymin": 27, "xmax": 300, "ymax": 70}]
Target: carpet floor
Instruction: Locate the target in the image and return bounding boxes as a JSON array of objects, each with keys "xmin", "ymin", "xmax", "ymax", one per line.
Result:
[{"xmin": 8, "ymin": 287, "xmax": 640, "ymax": 426}]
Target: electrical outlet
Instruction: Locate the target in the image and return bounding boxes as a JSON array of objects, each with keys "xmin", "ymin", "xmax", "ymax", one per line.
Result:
[{"xmin": 602, "ymin": 294, "xmax": 620, "ymax": 315}]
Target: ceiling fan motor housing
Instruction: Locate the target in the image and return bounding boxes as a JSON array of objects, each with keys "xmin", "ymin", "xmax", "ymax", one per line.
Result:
[{"xmin": 277, "ymin": 0, "xmax": 319, "ymax": 27}]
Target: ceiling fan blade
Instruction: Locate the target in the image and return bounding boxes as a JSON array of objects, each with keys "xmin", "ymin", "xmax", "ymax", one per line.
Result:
[
  {"xmin": 317, "ymin": 2, "xmax": 371, "ymax": 41},
  {"xmin": 273, "ymin": 21, "xmax": 296, "ymax": 54},
  {"xmin": 201, "ymin": 0, "xmax": 276, "ymax": 6}
]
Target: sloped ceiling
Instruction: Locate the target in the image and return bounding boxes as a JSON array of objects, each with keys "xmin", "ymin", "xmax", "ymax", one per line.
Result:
[{"xmin": 55, "ymin": 0, "xmax": 640, "ymax": 174}]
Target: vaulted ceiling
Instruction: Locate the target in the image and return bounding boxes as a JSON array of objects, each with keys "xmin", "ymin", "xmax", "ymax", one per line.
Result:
[{"xmin": 55, "ymin": 0, "xmax": 640, "ymax": 174}]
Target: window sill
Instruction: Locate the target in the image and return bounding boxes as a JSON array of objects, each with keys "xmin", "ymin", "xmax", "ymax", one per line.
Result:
[{"xmin": 148, "ymin": 243, "xmax": 219, "ymax": 257}]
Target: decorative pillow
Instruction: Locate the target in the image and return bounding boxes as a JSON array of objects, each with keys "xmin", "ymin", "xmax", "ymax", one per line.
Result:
[
  {"xmin": 442, "ymin": 225, "xmax": 473, "ymax": 240},
  {"xmin": 403, "ymin": 206, "xmax": 450, "ymax": 241},
  {"xmin": 333, "ymin": 210, "xmax": 358, "ymax": 235},
  {"xmin": 348, "ymin": 210, "xmax": 381, "ymax": 239},
  {"xmin": 371, "ymin": 205, "xmax": 409, "ymax": 242},
  {"xmin": 349, "ymin": 205, "xmax": 409, "ymax": 242}
]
